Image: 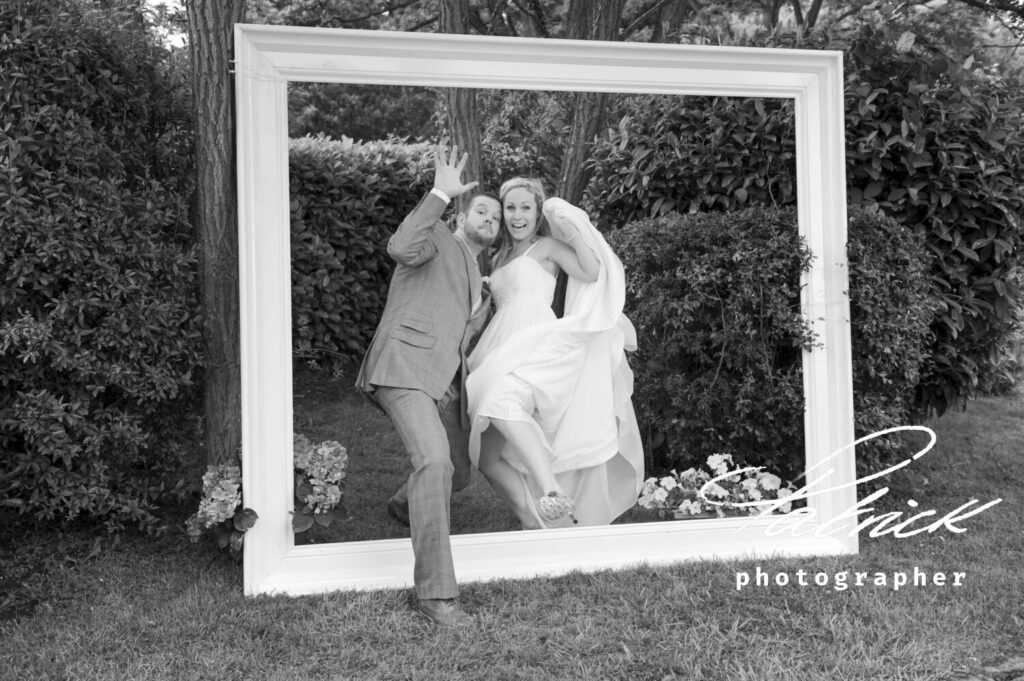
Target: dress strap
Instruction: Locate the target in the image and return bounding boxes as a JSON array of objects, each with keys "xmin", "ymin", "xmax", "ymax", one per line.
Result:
[{"xmin": 523, "ymin": 240, "xmax": 542, "ymax": 258}]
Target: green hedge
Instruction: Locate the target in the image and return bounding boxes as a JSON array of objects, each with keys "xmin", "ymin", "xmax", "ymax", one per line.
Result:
[
  {"xmin": 843, "ymin": 24, "xmax": 1024, "ymax": 416},
  {"xmin": 585, "ymin": 24, "xmax": 1023, "ymax": 418},
  {"xmin": 288, "ymin": 135, "xmax": 433, "ymax": 371},
  {"xmin": 845, "ymin": 206, "xmax": 935, "ymax": 470},
  {"xmin": 584, "ymin": 96, "xmax": 796, "ymax": 228},
  {"xmin": 608, "ymin": 205, "xmax": 932, "ymax": 478},
  {"xmin": 0, "ymin": 1, "xmax": 202, "ymax": 531}
]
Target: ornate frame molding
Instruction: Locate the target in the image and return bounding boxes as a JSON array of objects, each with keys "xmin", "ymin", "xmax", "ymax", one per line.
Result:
[{"xmin": 234, "ymin": 24, "xmax": 855, "ymax": 596}]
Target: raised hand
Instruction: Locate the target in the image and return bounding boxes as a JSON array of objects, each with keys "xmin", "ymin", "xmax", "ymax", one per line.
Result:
[
  {"xmin": 432, "ymin": 141, "xmax": 479, "ymax": 199},
  {"xmin": 543, "ymin": 198, "xmax": 580, "ymax": 242}
]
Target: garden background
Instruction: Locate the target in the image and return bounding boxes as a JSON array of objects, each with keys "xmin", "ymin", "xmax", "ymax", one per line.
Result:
[{"xmin": 2, "ymin": 0, "xmax": 1023, "ymax": 679}]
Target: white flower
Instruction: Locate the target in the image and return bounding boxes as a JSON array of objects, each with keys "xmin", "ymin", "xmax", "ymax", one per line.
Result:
[
  {"xmin": 638, "ymin": 483, "xmax": 671, "ymax": 509},
  {"xmin": 701, "ymin": 482, "xmax": 729, "ymax": 500},
  {"xmin": 776, "ymin": 487, "xmax": 794, "ymax": 513},
  {"xmin": 677, "ymin": 499, "xmax": 702, "ymax": 515},
  {"xmin": 740, "ymin": 477, "xmax": 759, "ymax": 492},
  {"xmin": 659, "ymin": 476, "xmax": 678, "ymax": 491},
  {"xmin": 293, "ymin": 436, "xmax": 349, "ymax": 513},
  {"xmin": 758, "ymin": 473, "xmax": 782, "ymax": 491},
  {"xmin": 186, "ymin": 464, "xmax": 242, "ymax": 539},
  {"xmin": 293, "ymin": 433, "xmax": 314, "ymax": 470},
  {"xmin": 706, "ymin": 453, "xmax": 733, "ymax": 476}
]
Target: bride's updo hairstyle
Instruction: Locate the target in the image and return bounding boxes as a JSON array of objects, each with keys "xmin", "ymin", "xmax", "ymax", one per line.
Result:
[{"xmin": 496, "ymin": 177, "xmax": 550, "ymax": 258}]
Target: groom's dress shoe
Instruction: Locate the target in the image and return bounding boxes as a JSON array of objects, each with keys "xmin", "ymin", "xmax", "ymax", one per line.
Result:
[
  {"xmin": 386, "ymin": 496, "xmax": 410, "ymax": 527},
  {"xmin": 416, "ymin": 598, "xmax": 473, "ymax": 627}
]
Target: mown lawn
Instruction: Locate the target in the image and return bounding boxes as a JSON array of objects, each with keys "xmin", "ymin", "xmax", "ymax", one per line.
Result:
[{"xmin": 1, "ymin": 385, "xmax": 1022, "ymax": 681}]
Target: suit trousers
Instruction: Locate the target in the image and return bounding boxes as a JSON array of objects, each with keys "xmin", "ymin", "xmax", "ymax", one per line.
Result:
[{"xmin": 373, "ymin": 382, "xmax": 471, "ymax": 600}]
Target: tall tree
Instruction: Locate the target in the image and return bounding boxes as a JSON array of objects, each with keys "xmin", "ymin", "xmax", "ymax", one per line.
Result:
[
  {"xmin": 555, "ymin": 0, "xmax": 626, "ymax": 203},
  {"xmin": 551, "ymin": 0, "xmax": 626, "ymax": 315},
  {"xmin": 439, "ymin": 0, "xmax": 483, "ymax": 195},
  {"xmin": 185, "ymin": 0, "xmax": 247, "ymax": 466}
]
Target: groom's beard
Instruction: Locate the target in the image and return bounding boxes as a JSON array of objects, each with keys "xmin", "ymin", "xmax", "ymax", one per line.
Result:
[{"xmin": 465, "ymin": 232, "xmax": 497, "ymax": 249}]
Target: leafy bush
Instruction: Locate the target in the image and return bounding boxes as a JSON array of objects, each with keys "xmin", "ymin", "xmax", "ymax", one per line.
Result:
[
  {"xmin": 586, "ymin": 23, "xmax": 1024, "ymax": 417},
  {"xmin": 585, "ymin": 95, "xmax": 796, "ymax": 227},
  {"xmin": 608, "ymin": 205, "xmax": 932, "ymax": 478},
  {"xmin": 288, "ymin": 135, "xmax": 433, "ymax": 372},
  {"xmin": 608, "ymin": 207, "xmax": 814, "ymax": 479},
  {"xmin": 845, "ymin": 206, "xmax": 935, "ymax": 470},
  {"xmin": 288, "ymin": 83, "xmax": 438, "ymax": 142},
  {"xmin": 843, "ymin": 23, "xmax": 1024, "ymax": 416},
  {"xmin": 478, "ymin": 89, "xmax": 572, "ymax": 191},
  {"xmin": 0, "ymin": 1, "xmax": 202, "ymax": 531}
]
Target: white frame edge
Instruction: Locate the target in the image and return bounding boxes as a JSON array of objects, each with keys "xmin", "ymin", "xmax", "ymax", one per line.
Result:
[{"xmin": 235, "ymin": 24, "xmax": 856, "ymax": 597}]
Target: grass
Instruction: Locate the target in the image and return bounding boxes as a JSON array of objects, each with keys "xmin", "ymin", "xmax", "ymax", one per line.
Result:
[{"xmin": 1, "ymin": 383, "xmax": 1023, "ymax": 680}]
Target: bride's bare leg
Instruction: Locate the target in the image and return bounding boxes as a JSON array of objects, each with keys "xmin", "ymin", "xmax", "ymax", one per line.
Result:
[
  {"xmin": 477, "ymin": 429, "xmax": 542, "ymax": 530},
  {"xmin": 486, "ymin": 417, "xmax": 561, "ymax": 495}
]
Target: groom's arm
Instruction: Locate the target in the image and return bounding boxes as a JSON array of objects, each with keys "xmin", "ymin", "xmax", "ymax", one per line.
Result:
[
  {"xmin": 387, "ymin": 142, "xmax": 478, "ymax": 267},
  {"xmin": 386, "ymin": 191, "xmax": 447, "ymax": 267}
]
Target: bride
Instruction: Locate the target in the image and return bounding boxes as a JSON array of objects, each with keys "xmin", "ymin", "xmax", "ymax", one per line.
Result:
[{"xmin": 466, "ymin": 177, "xmax": 644, "ymax": 529}]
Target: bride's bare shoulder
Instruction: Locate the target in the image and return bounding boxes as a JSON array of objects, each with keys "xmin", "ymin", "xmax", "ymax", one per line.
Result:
[{"xmin": 532, "ymin": 235, "xmax": 560, "ymax": 256}]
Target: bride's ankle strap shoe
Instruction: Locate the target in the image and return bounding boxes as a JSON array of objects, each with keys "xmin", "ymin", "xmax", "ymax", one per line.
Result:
[{"xmin": 538, "ymin": 491, "xmax": 578, "ymax": 525}]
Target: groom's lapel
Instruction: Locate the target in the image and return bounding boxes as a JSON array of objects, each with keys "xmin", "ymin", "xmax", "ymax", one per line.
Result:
[{"xmin": 457, "ymin": 237, "xmax": 481, "ymax": 312}]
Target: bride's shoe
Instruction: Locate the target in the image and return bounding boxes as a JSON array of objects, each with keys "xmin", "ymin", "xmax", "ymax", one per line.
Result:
[{"xmin": 538, "ymin": 491, "xmax": 578, "ymax": 525}]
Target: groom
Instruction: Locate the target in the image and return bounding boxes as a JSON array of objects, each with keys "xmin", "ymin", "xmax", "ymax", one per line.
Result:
[{"xmin": 355, "ymin": 142, "xmax": 500, "ymax": 626}]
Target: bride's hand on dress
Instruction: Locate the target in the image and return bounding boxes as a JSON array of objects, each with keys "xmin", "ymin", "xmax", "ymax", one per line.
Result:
[
  {"xmin": 540, "ymin": 200, "xmax": 600, "ymax": 283},
  {"xmin": 546, "ymin": 210, "xmax": 579, "ymax": 243}
]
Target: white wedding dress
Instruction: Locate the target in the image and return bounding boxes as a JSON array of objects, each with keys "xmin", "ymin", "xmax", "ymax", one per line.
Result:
[{"xmin": 466, "ymin": 198, "xmax": 644, "ymax": 529}]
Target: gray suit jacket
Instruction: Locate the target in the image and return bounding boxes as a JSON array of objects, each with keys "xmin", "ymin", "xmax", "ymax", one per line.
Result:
[{"xmin": 356, "ymin": 192, "xmax": 489, "ymax": 423}]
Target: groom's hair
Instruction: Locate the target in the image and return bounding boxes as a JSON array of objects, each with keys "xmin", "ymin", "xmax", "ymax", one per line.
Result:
[{"xmin": 456, "ymin": 189, "xmax": 500, "ymax": 214}]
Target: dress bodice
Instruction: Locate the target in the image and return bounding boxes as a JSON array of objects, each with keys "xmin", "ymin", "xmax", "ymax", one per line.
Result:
[{"xmin": 490, "ymin": 254, "xmax": 556, "ymax": 310}]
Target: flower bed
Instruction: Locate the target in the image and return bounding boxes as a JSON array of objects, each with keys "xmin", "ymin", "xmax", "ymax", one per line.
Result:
[{"xmin": 637, "ymin": 454, "xmax": 797, "ymax": 520}]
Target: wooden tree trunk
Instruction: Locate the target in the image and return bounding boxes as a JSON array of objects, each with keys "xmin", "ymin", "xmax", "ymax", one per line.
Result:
[
  {"xmin": 556, "ymin": 0, "xmax": 625, "ymax": 203},
  {"xmin": 185, "ymin": 0, "xmax": 246, "ymax": 466},
  {"xmin": 805, "ymin": 0, "xmax": 825, "ymax": 28},
  {"xmin": 440, "ymin": 0, "xmax": 482, "ymax": 200},
  {"xmin": 552, "ymin": 0, "xmax": 625, "ymax": 315}
]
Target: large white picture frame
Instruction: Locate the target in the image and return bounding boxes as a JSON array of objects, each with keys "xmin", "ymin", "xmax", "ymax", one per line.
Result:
[{"xmin": 235, "ymin": 24, "xmax": 856, "ymax": 597}]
